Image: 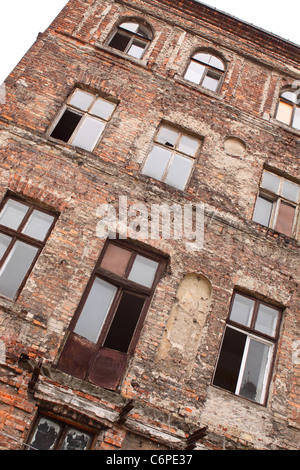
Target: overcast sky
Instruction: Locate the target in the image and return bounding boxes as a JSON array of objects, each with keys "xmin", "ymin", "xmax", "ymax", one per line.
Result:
[{"xmin": 0, "ymin": 0, "xmax": 299, "ymax": 84}]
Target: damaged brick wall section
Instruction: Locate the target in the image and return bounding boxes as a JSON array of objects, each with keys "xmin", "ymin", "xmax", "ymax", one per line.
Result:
[{"xmin": 0, "ymin": 0, "xmax": 299, "ymax": 451}]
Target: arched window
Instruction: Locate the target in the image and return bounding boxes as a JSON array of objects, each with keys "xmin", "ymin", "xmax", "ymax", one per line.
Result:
[
  {"xmin": 275, "ymin": 90, "xmax": 300, "ymax": 130},
  {"xmin": 107, "ymin": 21, "xmax": 152, "ymax": 59},
  {"xmin": 184, "ymin": 52, "xmax": 225, "ymax": 92}
]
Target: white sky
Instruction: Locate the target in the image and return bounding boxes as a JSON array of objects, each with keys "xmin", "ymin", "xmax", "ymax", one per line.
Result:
[{"xmin": 0, "ymin": 0, "xmax": 299, "ymax": 84}]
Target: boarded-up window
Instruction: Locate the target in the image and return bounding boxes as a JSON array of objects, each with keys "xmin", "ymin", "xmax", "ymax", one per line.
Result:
[{"xmin": 57, "ymin": 240, "xmax": 166, "ymax": 390}]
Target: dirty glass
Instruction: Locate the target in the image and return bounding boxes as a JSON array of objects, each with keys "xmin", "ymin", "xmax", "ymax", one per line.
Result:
[
  {"xmin": 72, "ymin": 116, "xmax": 105, "ymax": 151},
  {"xmin": 100, "ymin": 244, "xmax": 132, "ymax": 276},
  {"xmin": 69, "ymin": 89, "xmax": 94, "ymax": 111},
  {"xmin": 30, "ymin": 417, "xmax": 61, "ymax": 450},
  {"xmin": 164, "ymin": 153, "xmax": 193, "ymax": 190},
  {"xmin": 239, "ymin": 338, "xmax": 270, "ymax": 403},
  {"xmin": 142, "ymin": 145, "xmax": 171, "ymax": 181},
  {"xmin": 229, "ymin": 293, "xmax": 254, "ymax": 327},
  {"xmin": 0, "ymin": 233, "xmax": 11, "ymax": 259},
  {"xmin": 90, "ymin": 98, "xmax": 115, "ymax": 120},
  {"xmin": 22, "ymin": 210, "xmax": 55, "ymax": 242},
  {"xmin": 261, "ymin": 171, "xmax": 280, "ymax": 194},
  {"xmin": 178, "ymin": 135, "xmax": 199, "ymax": 157},
  {"xmin": 252, "ymin": 196, "xmax": 273, "ymax": 227},
  {"xmin": 128, "ymin": 255, "xmax": 158, "ymax": 287},
  {"xmin": 255, "ymin": 304, "xmax": 279, "ymax": 337},
  {"xmin": 275, "ymin": 201, "xmax": 295, "ymax": 236},
  {"xmin": 61, "ymin": 428, "xmax": 91, "ymax": 450},
  {"xmin": 282, "ymin": 179, "xmax": 299, "ymax": 202},
  {"xmin": 0, "ymin": 198, "xmax": 29, "ymax": 230},
  {"xmin": 156, "ymin": 126, "xmax": 179, "ymax": 147}
]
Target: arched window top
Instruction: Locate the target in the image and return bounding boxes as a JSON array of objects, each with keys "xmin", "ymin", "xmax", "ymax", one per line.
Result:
[
  {"xmin": 184, "ymin": 51, "xmax": 225, "ymax": 92},
  {"xmin": 276, "ymin": 88, "xmax": 300, "ymax": 130},
  {"xmin": 107, "ymin": 20, "xmax": 153, "ymax": 59}
]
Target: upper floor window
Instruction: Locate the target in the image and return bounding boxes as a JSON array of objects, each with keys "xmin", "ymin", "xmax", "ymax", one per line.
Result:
[
  {"xmin": 184, "ymin": 52, "xmax": 225, "ymax": 92},
  {"xmin": 50, "ymin": 88, "xmax": 117, "ymax": 152},
  {"xmin": 213, "ymin": 291, "xmax": 282, "ymax": 405},
  {"xmin": 275, "ymin": 90, "xmax": 300, "ymax": 130},
  {"xmin": 141, "ymin": 124, "xmax": 201, "ymax": 190},
  {"xmin": 57, "ymin": 240, "xmax": 166, "ymax": 390},
  {"xmin": 0, "ymin": 196, "xmax": 56, "ymax": 299},
  {"xmin": 252, "ymin": 169, "xmax": 299, "ymax": 237},
  {"xmin": 107, "ymin": 21, "xmax": 152, "ymax": 59}
]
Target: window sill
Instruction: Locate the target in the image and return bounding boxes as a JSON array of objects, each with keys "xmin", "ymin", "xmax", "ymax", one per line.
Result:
[
  {"xmin": 94, "ymin": 43, "xmax": 149, "ymax": 68},
  {"xmin": 269, "ymin": 117, "xmax": 300, "ymax": 137},
  {"xmin": 174, "ymin": 75, "xmax": 224, "ymax": 101},
  {"xmin": 251, "ymin": 220, "xmax": 299, "ymax": 245}
]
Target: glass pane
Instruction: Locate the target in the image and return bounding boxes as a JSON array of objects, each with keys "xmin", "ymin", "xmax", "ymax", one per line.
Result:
[
  {"xmin": 61, "ymin": 429, "xmax": 91, "ymax": 450},
  {"xmin": 275, "ymin": 201, "xmax": 295, "ymax": 236},
  {"xmin": 184, "ymin": 60, "xmax": 205, "ymax": 84},
  {"xmin": 239, "ymin": 338, "xmax": 270, "ymax": 403},
  {"xmin": 128, "ymin": 255, "xmax": 158, "ymax": 288},
  {"xmin": 22, "ymin": 210, "xmax": 54, "ymax": 241},
  {"xmin": 281, "ymin": 179, "xmax": 299, "ymax": 202},
  {"xmin": 72, "ymin": 116, "xmax": 105, "ymax": 151},
  {"xmin": 178, "ymin": 135, "xmax": 199, "ymax": 157},
  {"xmin": 0, "ymin": 233, "xmax": 12, "ymax": 259},
  {"xmin": 74, "ymin": 278, "xmax": 117, "ymax": 343},
  {"xmin": 281, "ymin": 91, "xmax": 297, "ymax": 104},
  {"xmin": 164, "ymin": 154, "xmax": 193, "ymax": 190},
  {"xmin": 0, "ymin": 199, "xmax": 29, "ymax": 230},
  {"xmin": 292, "ymin": 106, "xmax": 300, "ymax": 130},
  {"xmin": 104, "ymin": 291, "xmax": 145, "ymax": 353},
  {"xmin": 209, "ymin": 55, "xmax": 224, "ymax": 71},
  {"xmin": 156, "ymin": 126, "xmax": 179, "ymax": 148},
  {"xmin": 193, "ymin": 53, "xmax": 211, "ymax": 64},
  {"xmin": 51, "ymin": 109, "xmax": 82, "ymax": 142},
  {"xmin": 230, "ymin": 293, "xmax": 254, "ymax": 327},
  {"xmin": 255, "ymin": 304, "xmax": 279, "ymax": 337},
  {"xmin": 142, "ymin": 145, "xmax": 171, "ymax": 181},
  {"xmin": 100, "ymin": 244, "xmax": 132, "ymax": 276},
  {"xmin": 276, "ymin": 100, "xmax": 293, "ymax": 125},
  {"xmin": 128, "ymin": 40, "xmax": 146, "ymax": 58},
  {"xmin": 202, "ymin": 72, "xmax": 220, "ymax": 92},
  {"xmin": 69, "ymin": 89, "xmax": 94, "ymax": 111},
  {"xmin": 213, "ymin": 327, "xmax": 246, "ymax": 393},
  {"xmin": 90, "ymin": 98, "xmax": 115, "ymax": 120},
  {"xmin": 261, "ymin": 171, "xmax": 280, "ymax": 194},
  {"xmin": 29, "ymin": 417, "xmax": 61, "ymax": 450},
  {"xmin": 252, "ymin": 196, "xmax": 273, "ymax": 227},
  {"xmin": 0, "ymin": 241, "xmax": 38, "ymax": 299},
  {"xmin": 120, "ymin": 22, "xmax": 139, "ymax": 33}
]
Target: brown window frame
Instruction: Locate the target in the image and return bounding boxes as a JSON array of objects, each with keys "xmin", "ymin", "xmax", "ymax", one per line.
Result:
[
  {"xmin": 212, "ymin": 291, "xmax": 282, "ymax": 405},
  {"xmin": 57, "ymin": 239, "xmax": 167, "ymax": 390},
  {"xmin": 0, "ymin": 195, "xmax": 57, "ymax": 300}
]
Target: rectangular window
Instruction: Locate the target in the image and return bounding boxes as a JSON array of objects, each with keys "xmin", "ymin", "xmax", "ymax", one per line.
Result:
[
  {"xmin": 213, "ymin": 292, "xmax": 281, "ymax": 404},
  {"xmin": 0, "ymin": 196, "xmax": 56, "ymax": 299},
  {"xmin": 142, "ymin": 124, "xmax": 201, "ymax": 190},
  {"xmin": 57, "ymin": 240, "xmax": 166, "ymax": 390},
  {"xmin": 50, "ymin": 88, "xmax": 117, "ymax": 152},
  {"xmin": 252, "ymin": 170, "xmax": 299, "ymax": 237},
  {"xmin": 26, "ymin": 414, "xmax": 95, "ymax": 450}
]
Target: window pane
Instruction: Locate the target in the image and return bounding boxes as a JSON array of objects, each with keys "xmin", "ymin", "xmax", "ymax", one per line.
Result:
[
  {"xmin": 0, "ymin": 199, "xmax": 29, "ymax": 230},
  {"xmin": 104, "ymin": 291, "xmax": 145, "ymax": 353},
  {"xmin": 275, "ymin": 201, "xmax": 295, "ymax": 236},
  {"xmin": 120, "ymin": 22, "xmax": 139, "ymax": 33},
  {"xmin": 22, "ymin": 210, "xmax": 55, "ymax": 241},
  {"xmin": 252, "ymin": 196, "xmax": 273, "ymax": 227},
  {"xmin": 69, "ymin": 89, "xmax": 94, "ymax": 111},
  {"xmin": 0, "ymin": 241, "xmax": 38, "ymax": 299},
  {"xmin": 202, "ymin": 72, "xmax": 220, "ymax": 92},
  {"xmin": 142, "ymin": 145, "xmax": 171, "ymax": 181},
  {"xmin": 261, "ymin": 171, "xmax": 280, "ymax": 194},
  {"xmin": 239, "ymin": 338, "xmax": 270, "ymax": 403},
  {"xmin": 29, "ymin": 417, "xmax": 61, "ymax": 450},
  {"xmin": 128, "ymin": 255, "xmax": 158, "ymax": 287},
  {"xmin": 213, "ymin": 327, "xmax": 246, "ymax": 393},
  {"xmin": 128, "ymin": 40, "xmax": 146, "ymax": 59},
  {"xmin": 108, "ymin": 31, "xmax": 131, "ymax": 52},
  {"xmin": 90, "ymin": 98, "xmax": 115, "ymax": 120},
  {"xmin": 281, "ymin": 91, "xmax": 297, "ymax": 104},
  {"xmin": 71, "ymin": 116, "xmax": 105, "ymax": 151},
  {"xmin": 292, "ymin": 106, "xmax": 300, "ymax": 130},
  {"xmin": 255, "ymin": 304, "xmax": 279, "ymax": 337},
  {"xmin": 74, "ymin": 278, "xmax": 117, "ymax": 343},
  {"xmin": 209, "ymin": 55, "xmax": 224, "ymax": 71},
  {"xmin": 178, "ymin": 135, "xmax": 199, "ymax": 157},
  {"xmin": 193, "ymin": 53, "xmax": 211, "ymax": 64},
  {"xmin": 100, "ymin": 244, "xmax": 132, "ymax": 276},
  {"xmin": 276, "ymin": 100, "xmax": 293, "ymax": 125},
  {"xmin": 282, "ymin": 179, "xmax": 299, "ymax": 202},
  {"xmin": 0, "ymin": 233, "xmax": 11, "ymax": 259},
  {"xmin": 51, "ymin": 109, "xmax": 82, "ymax": 142},
  {"xmin": 184, "ymin": 60, "xmax": 205, "ymax": 84},
  {"xmin": 156, "ymin": 126, "xmax": 179, "ymax": 148},
  {"xmin": 230, "ymin": 293, "xmax": 254, "ymax": 327},
  {"xmin": 164, "ymin": 153, "xmax": 193, "ymax": 190},
  {"xmin": 61, "ymin": 429, "xmax": 91, "ymax": 450}
]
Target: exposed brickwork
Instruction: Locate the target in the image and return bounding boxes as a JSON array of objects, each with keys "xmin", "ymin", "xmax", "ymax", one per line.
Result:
[{"xmin": 0, "ymin": 0, "xmax": 299, "ymax": 451}]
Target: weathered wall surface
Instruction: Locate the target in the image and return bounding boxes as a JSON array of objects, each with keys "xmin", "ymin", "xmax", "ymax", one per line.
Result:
[{"xmin": 0, "ymin": 0, "xmax": 299, "ymax": 450}]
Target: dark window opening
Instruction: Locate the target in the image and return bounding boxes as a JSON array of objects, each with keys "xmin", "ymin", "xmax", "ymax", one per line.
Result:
[
  {"xmin": 108, "ymin": 32, "xmax": 131, "ymax": 52},
  {"xmin": 51, "ymin": 109, "xmax": 82, "ymax": 142}
]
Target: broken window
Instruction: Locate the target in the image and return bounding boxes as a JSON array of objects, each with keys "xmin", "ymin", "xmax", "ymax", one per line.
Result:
[
  {"xmin": 213, "ymin": 291, "xmax": 281, "ymax": 404},
  {"xmin": 184, "ymin": 52, "xmax": 225, "ymax": 92},
  {"xmin": 107, "ymin": 21, "xmax": 152, "ymax": 59},
  {"xmin": 26, "ymin": 414, "xmax": 95, "ymax": 450},
  {"xmin": 0, "ymin": 196, "xmax": 56, "ymax": 300},
  {"xmin": 252, "ymin": 169, "xmax": 299, "ymax": 237},
  {"xmin": 50, "ymin": 88, "xmax": 117, "ymax": 151},
  {"xmin": 275, "ymin": 90, "xmax": 300, "ymax": 130},
  {"xmin": 57, "ymin": 240, "xmax": 166, "ymax": 390},
  {"xmin": 142, "ymin": 124, "xmax": 201, "ymax": 190}
]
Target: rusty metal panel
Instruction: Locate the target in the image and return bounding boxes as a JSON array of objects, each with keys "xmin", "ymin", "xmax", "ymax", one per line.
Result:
[
  {"xmin": 57, "ymin": 333, "xmax": 95, "ymax": 380},
  {"xmin": 88, "ymin": 347, "xmax": 128, "ymax": 390},
  {"xmin": 275, "ymin": 201, "xmax": 295, "ymax": 236}
]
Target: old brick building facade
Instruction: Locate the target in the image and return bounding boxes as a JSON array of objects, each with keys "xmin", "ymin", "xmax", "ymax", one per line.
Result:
[{"xmin": 0, "ymin": 0, "xmax": 299, "ymax": 451}]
